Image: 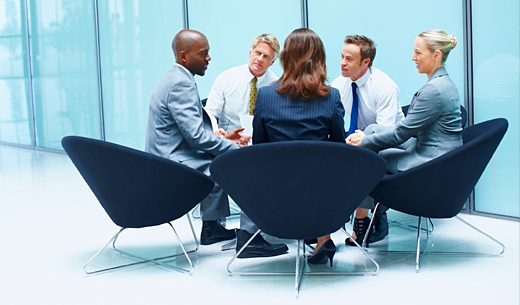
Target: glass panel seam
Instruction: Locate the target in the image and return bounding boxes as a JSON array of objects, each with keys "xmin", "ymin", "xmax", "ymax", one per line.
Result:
[
  {"xmin": 22, "ymin": 0, "xmax": 36, "ymax": 148},
  {"xmin": 93, "ymin": 0, "xmax": 105, "ymax": 140},
  {"xmin": 301, "ymin": 0, "xmax": 308, "ymax": 28}
]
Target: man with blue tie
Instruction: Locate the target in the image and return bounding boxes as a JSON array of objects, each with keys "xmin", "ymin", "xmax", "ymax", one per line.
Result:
[{"xmin": 331, "ymin": 35, "xmax": 404, "ymax": 246}]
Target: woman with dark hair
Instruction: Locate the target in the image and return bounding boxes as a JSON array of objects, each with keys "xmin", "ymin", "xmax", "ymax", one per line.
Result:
[{"xmin": 252, "ymin": 28, "xmax": 345, "ymax": 266}]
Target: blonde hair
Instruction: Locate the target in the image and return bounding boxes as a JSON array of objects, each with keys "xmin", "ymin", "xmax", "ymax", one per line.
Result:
[
  {"xmin": 250, "ymin": 33, "xmax": 280, "ymax": 60},
  {"xmin": 418, "ymin": 29, "xmax": 457, "ymax": 64}
]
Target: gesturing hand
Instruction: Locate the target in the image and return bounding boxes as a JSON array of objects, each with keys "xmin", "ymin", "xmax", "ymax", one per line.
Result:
[{"xmin": 225, "ymin": 128, "xmax": 252, "ymax": 147}]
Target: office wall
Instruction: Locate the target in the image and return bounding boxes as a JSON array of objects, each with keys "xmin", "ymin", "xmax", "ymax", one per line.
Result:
[
  {"xmin": 0, "ymin": 0, "xmax": 518, "ymax": 218},
  {"xmin": 472, "ymin": 0, "xmax": 520, "ymax": 217},
  {"xmin": 0, "ymin": 0, "xmax": 31, "ymax": 145},
  {"xmin": 97, "ymin": 0, "xmax": 183, "ymax": 149},
  {"xmin": 28, "ymin": 0, "xmax": 101, "ymax": 150}
]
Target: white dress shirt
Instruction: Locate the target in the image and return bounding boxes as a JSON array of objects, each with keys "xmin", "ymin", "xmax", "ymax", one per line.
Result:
[
  {"xmin": 331, "ymin": 67, "xmax": 404, "ymax": 130},
  {"xmin": 205, "ymin": 63, "xmax": 278, "ymax": 131}
]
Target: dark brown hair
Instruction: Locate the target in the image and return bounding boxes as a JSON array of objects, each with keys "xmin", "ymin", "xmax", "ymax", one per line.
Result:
[
  {"xmin": 344, "ymin": 35, "xmax": 376, "ymax": 67},
  {"xmin": 276, "ymin": 28, "xmax": 329, "ymax": 100}
]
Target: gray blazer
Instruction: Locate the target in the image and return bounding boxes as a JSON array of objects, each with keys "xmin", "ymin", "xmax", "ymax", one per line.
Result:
[
  {"xmin": 362, "ymin": 67, "xmax": 462, "ymax": 172},
  {"xmin": 145, "ymin": 64, "xmax": 236, "ymax": 165}
]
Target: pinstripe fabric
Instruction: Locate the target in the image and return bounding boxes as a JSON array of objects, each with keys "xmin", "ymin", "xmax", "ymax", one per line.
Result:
[{"xmin": 252, "ymin": 84, "xmax": 346, "ymax": 144}]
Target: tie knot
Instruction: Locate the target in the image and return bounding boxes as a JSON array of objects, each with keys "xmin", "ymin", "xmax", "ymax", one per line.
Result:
[
  {"xmin": 252, "ymin": 77, "xmax": 258, "ymax": 84},
  {"xmin": 351, "ymin": 82, "xmax": 358, "ymax": 90}
]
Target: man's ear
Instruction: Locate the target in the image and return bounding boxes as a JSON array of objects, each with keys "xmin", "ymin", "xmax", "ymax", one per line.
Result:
[
  {"xmin": 363, "ymin": 58, "xmax": 371, "ymax": 67},
  {"xmin": 179, "ymin": 51, "xmax": 187, "ymax": 63},
  {"xmin": 270, "ymin": 59, "xmax": 276, "ymax": 66}
]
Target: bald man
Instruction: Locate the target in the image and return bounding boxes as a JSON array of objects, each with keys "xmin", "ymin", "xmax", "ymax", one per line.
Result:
[{"xmin": 145, "ymin": 30, "xmax": 248, "ymax": 245}]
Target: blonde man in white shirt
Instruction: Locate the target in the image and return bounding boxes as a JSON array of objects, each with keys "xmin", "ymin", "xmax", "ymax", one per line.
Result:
[
  {"xmin": 205, "ymin": 34, "xmax": 280, "ymax": 131},
  {"xmin": 331, "ymin": 35, "xmax": 404, "ymax": 247},
  {"xmin": 205, "ymin": 34, "xmax": 288, "ymax": 259}
]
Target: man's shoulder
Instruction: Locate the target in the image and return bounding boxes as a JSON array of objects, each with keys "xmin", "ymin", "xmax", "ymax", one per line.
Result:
[
  {"xmin": 331, "ymin": 75, "xmax": 350, "ymax": 89},
  {"xmin": 369, "ymin": 67, "xmax": 398, "ymax": 88},
  {"xmin": 218, "ymin": 63, "xmax": 248, "ymax": 78}
]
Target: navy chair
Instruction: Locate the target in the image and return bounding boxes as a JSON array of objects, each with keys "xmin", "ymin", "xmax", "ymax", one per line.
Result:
[
  {"xmin": 210, "ymin": 141, "xmax": 387, "ymax": 297},
  {"xmin": 368, "ymin": 118, "xmax": 508, "ymax": 272},
  {"xmin": 387, "ymin": 104, "xmax": 469, "ymax": 233},
  {"xmin": 62, "ymin": 136, "xmax": 214, "ymax": 275}
]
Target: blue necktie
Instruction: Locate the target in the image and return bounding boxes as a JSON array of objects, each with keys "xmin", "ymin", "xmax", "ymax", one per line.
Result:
[{"xmin": 347, "ymin": 82, "xmax": 359, "ymax": 136}]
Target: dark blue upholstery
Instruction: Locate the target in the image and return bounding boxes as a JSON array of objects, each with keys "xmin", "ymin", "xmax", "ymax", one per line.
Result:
[
  {"xmin": 62, "ymin": 136, "xmax": 214, "ymax": 228},
  {"xmin": 210, "ymin": 141, "xmax": 387, "ymax": 240},
  {"xmin": 402, "ymin": 104, "xmax": 467, "ymax": 128},
  {"xmin": 369, "ymin": 118, "xmax": 508, "ymax": 218}
]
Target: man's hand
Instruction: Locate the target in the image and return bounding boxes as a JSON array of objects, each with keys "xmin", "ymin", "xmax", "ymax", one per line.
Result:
[
  {"xmin": 225, "ymin": 128, "xmax": 252, "ymax": 147},
  {"xmin": 214, "ymin": 128, "xmax": 227, "ymax": 137},
  {"xmin": 346, "ymin": 130, "xmax": 365, "ymax": 147}
]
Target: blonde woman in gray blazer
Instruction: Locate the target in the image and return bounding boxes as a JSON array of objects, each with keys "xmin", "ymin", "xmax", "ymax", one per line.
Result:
[{"xmin": 348, "ymin": 29, "xmax": 463, "ymax": 174}]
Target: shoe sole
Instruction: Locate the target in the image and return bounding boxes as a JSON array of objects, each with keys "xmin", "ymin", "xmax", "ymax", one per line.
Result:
[
  {"xmin": 200, "ymin": 236, "xmax": 235, "ymax": 246},
  {"xmin": 236, "ymin": 247, "xmax": 289, "ymax": 259},
  {"xmin": 368, "ymin": 231, "xmax": 389, "ymax": 243}
]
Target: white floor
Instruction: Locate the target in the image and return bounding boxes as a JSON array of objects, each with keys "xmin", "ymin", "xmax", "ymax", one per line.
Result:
[{"xmin": 0, "ymin": 145, "xmax": 518, "ymax": 305}]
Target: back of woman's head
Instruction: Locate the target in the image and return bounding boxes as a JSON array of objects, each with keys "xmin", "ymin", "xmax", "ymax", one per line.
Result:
[
  {"xmin": 418, "ymin": 29, "xmax": 457, "ymax": 64},
  {"xmin": 276, "ymin": 28, "xmax": 329, "ymax": 100}
]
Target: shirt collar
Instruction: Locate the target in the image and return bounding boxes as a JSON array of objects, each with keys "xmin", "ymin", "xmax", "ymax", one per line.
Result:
[
  {"xmin": 175, "ymin": 63, "xmax": 195, "ymax": 82},
  {"xmin": 245, "ymin": 63, "xmax": 270, "ymax": 85},
  {"xmin": 352, "ymin": 67, "xmax": 372, "ymax": 88}
]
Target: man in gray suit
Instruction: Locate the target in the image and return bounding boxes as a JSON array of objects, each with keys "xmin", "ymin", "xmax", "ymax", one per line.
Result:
[
  {"xmin": 145, "ymin": 29, "xmax": 248, "ymax": 245},
  {"xmin": 145, "ymin": 30, "xmax": 288, "ymax": 258}
]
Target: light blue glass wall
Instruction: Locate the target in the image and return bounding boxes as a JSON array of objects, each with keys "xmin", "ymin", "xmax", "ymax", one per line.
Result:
[
  {"xmin": 98, "ymin": 0, "xmax": 183, "ymax": 149},
  {"xmin": 28, "ymin": 0, "xmax": 100, "ymax": 150},
  {"xmin": 308, "ymin": 0, "xmax": 465, "ymax": 112},
  {"xmin": 0, "ymin": 0, "xmax": 518, "ymax": 219},
  {"xmin": 187, "ymin": 0, "xmax": 301, "ymax": 99},
  {"xmin": 472, "ymin": 0, "xmax": 520, "ymax": 217},
  {"xmin": 0, "ymin": 0, "xmax": 31, "ymax": 145}
]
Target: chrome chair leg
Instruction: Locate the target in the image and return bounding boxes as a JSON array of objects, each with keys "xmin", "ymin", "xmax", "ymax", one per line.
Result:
[
  {"xmin": 84, "ymin": 217, "xmax": 199, "ymax": 275},
  {"xmin": 341, "ymin": 228, "xmax": 380, "ymax": 274},
  {"xmin": 227, "ymin": 230, "xmax": 379, "ymax": 298},
  {"xmin": 367, "ymin": 215, "xmax": 505, "ymax": 272},
  {"xmin": 295, "ymin": 239, "xmax": 305, "ymax": 299},
  {"xmin": 389, "ymin": 216, "xmax": 434, "ymax": 233}
]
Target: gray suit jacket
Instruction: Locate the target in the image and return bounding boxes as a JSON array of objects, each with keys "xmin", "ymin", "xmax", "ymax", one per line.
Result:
[
  {"xmin": 362, "ymin": 67, "xmax": 462, "ymax": 172},
  {"xmin": 145, "ymin": 64, "xmax": 236, "ymax": 166}
]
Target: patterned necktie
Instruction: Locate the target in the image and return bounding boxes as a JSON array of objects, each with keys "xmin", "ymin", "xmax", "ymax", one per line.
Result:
[
  {"xmin": 347, "ymin": 82, "xmax": 359, "ymax": 136},
  {"xmin": 248, "ymin": 77, "xmax": 258, "ymax": 115}
]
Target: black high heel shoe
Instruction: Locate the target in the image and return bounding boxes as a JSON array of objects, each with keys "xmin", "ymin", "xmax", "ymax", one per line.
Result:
[
  {"xmin": 307, "ymin": 240, "xmax": 336, "ymax": 267},
  {"xmin": 345, "ymin": 217, "xmax": 371, "ymax": 247}
]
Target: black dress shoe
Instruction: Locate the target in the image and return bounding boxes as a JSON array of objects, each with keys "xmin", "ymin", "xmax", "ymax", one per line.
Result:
[
  {"xmin": 200, "ymin": 220, "xmax": 236, "ymax": 245},
  {"xmin": 236, "ymin": 229, "xmax": 288, "ymax": 258},
  {"xmin": 307, "ymin": 240, "xmax": 336, "ymax": 267},
  {"xmin": 369, "ymin": 212, "xmax": 388, "ymax": 243}
]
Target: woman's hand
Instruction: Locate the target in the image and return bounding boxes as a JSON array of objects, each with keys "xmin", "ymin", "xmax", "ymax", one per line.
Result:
[{"xmin": 346, "ymin": 130, "xmax": 365, "ymax": 147}]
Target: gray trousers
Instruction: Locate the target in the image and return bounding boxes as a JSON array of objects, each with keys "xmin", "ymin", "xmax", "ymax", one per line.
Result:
[{"xmin": 180, "ymin": 158, "xmax": 230, "ymax": 221}]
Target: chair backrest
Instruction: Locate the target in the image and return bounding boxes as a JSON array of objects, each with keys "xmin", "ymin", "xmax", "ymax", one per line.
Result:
[
  {"xmin": 370, "ymin": 118, "xmax": 508, "ymax": 218},
  {"xmin": 210, "ymin": 141, "xmax": 387, "ymax": 239},
  {"xmin": 62, "ymin": 136, "xmax": 214, "ymax": 228},
  {"xmin": 401, "ymin": 104, "xmax": 467, "ymax": 128}
]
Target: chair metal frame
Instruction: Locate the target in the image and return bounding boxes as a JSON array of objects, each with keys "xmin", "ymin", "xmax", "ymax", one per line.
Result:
[
  {"xmin": 84, "ymin": 214, "xmax": 199, "ymax": 275},
  {"xmin": 227, "ymin": 229, "xmax": 380, "ymax": 298},
  {"xmin": 364, "ymin": 203, "xmax": 505, "ymax": 273}
]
